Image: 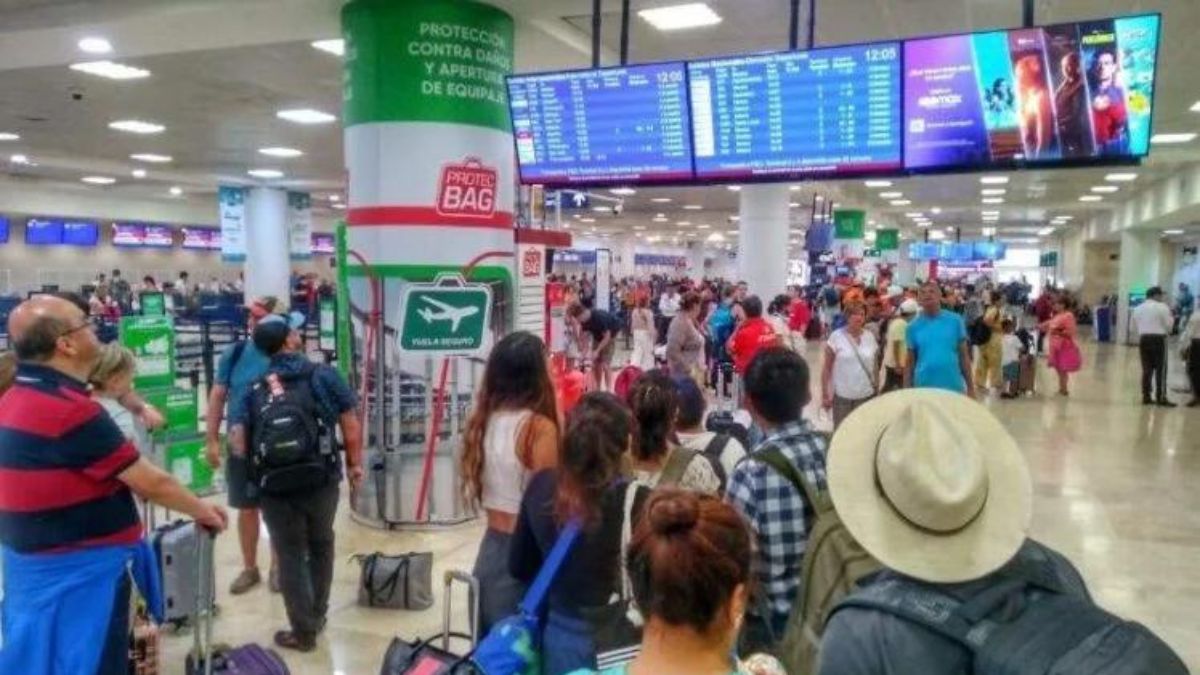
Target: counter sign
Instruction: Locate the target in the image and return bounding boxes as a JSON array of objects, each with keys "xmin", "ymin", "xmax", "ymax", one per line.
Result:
[{"xmin": 437, "ymin": 156, "xmax": 497, "ymax": 218}]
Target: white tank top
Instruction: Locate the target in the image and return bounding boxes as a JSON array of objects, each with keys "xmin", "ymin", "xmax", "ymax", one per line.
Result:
[{"xmin": 481, "ymin": 409, "xmax": 532, "ymax": 514}]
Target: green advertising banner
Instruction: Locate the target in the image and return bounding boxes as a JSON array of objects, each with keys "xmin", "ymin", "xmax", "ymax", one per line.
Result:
[
  {"xmin": 833, "ymin": 210, "xmax": 866, "ymax": 240},
  {"xmin": 143, "ymin": 387, "xmax": 198, "ymax": 439},
  {"xmin": 120, "ymin": 315, "xmax": 175, "ymax": 389},
  {"xmin": 342, "ymin": 0, "xmax": 514, "ymax": 130},
  {"xmin": 319, "ymin": 298, "xmax": 336, "ymax": 351},
  {"xmin": 876, "ymin": 228, "xmax": 900, "ymax": 251},
  {"xmin": 164, "ymin": 436, "xmax": 214, "ymax": 493},
  {"xmin": 140, "ymin": 292, "xmax": 165, "ymax": 316}
]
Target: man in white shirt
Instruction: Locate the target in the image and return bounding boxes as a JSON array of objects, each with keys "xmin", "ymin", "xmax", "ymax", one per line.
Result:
[
  {"xmin": 1131, "ymin": 286, "xmax": 1176, "ymax": 407},
  {"xmin": 657, "ymin": 285, "xmax": 681, "ymax": 346}
]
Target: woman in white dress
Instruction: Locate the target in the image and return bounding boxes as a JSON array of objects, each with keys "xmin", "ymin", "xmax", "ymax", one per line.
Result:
[{"xmin": 629, "ymin": 295, "xmax": 657, "ymax": 371}]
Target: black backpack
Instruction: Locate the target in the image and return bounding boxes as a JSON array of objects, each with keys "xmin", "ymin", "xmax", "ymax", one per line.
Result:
[
  {"xmin": 831, "ymin": 551, "xmax": 1188, "ymax": 675},
  {"xmin": 700, "ymin": 433, "xmax": 731, "ymax": 492},
  {"xmin": 969, "ymin": 317, "xmax": 993, "ymax": 346},
  {"xmin": 248, "ymin": 363, "xmax": 333, "ymax": 495}
]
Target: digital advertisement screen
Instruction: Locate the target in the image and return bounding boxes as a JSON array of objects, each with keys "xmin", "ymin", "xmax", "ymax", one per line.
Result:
[
  {"xmin": 0, "ymin": 217, "xmax": 10, "ymax": 244},
  {"xmin": 311, "ymin": 233, "xmax": 335, "ymax": 255},
  {"xmin": 62, "ymin": 221, "xmax": 99, "ymax": 246},
  {"xmin": 143, "ymin": 225, "xmax": 174, "ymax": 248},
  {"xmin": 904, "ymin": 14, "xmax": 1160, "ymax": 171},
  {"xmin": 26, "ymin": 218, "xmax": 64, "ymax": 245},
  {"xmin": 690, "ymin": 43, "xmax": 903, "ymax": 179},
  {"xmin": 112, "ymin": 223, "xmax": 146, "ymax": 247},
  {"xmin": 508, "ymin": 62, "xmax": 694, "ymax": 186},
  {"xmin": 181, "ymin": 227, "xmax": 220, "ymax": 250}
]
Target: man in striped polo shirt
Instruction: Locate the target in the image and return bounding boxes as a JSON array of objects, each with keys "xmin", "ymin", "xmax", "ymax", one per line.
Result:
[{"xmin": 0, "ymin": 295, "xmax": 227, "ymax": 674}]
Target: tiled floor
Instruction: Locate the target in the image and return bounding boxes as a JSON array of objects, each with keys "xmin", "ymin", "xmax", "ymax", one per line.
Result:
[{"xmin": 160, "ymin": 339, "xmax": 1200, "ymax": 673}]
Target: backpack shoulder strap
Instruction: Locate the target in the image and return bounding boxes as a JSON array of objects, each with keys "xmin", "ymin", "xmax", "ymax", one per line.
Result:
[
  {"xmin": 518, "ymin": 519, "xmax": 582, "ymax": 615},
  {"xmin": 659, "ymin": 446, "xmax": 698, "ymax": 487},
  {"xmin": 754, "ymin": 443, "xmax": 830, "ymax": 514},
  {"xmin": 701, "ymin": 433, "xmax": 730, "ymax": 461},
  {"xmin": 227, "ymin": 340, "xmax": 248, "ymax": 378}
]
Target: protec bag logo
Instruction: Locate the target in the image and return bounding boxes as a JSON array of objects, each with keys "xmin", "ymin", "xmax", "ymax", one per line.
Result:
[
  {"xmin": 522, "ymin": 247, "xmax": 543, "ymax": 278},
  {"xmin": 437, "ymin": 156, "xmax": 497, "ymax": 218}
]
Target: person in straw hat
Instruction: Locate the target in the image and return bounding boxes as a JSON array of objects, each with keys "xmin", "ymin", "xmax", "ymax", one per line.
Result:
[{"xmin": 816, "ymin": 388, "xmax": 1084, "ymax": 673}]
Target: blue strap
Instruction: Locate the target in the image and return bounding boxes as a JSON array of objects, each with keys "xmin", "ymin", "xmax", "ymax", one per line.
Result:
[{"xmin": 518, "ymin": 519, "xmax": 582, "ymax": 615}]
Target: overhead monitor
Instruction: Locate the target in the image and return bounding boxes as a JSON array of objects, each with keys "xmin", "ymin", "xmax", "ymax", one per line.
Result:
[
  {"xmin": 689, "ymin": 43, "xmax": 903, "ymax": 180},
  {"xmin": 143, "ymin": 225, "xmax": 174, "ymax": 248},
  {"xmin": 0, "ymin": 216, "xmax": 9, "ymax": 244},
  {"xmin": 904, "ymin": 14, "xmax": 1161, "ymax": 171},
  {"xmin": 508, "ymin": 62, "xmax": 694, "ymax": 186},
  {"xmin": 112, "ymin": 223, "xmax": 146, "ymax": 246},
  {"xmin": 973, "ymin": 241, "xmax": 1008, "ymax": 260},
  {"xmin": 26, "ymin": 218, "xmax": 64, "ymax": 245},
  {"xmin": 312, "ymin": 233, "xmax": 335, "ymax": 255},
  {"xmin": 908, "ymin": 241, "xmax": 940, "ymax": 260},
  {"xmin": 62, "ymin": 220, "xmax": 99, "ymax": 246},
  {"xmin": 182, "ymin": 227, "xmax": 220, "ymax": 250}
]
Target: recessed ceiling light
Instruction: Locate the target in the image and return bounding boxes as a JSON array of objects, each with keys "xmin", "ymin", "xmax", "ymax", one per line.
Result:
[
  {"xmin": 930, "ymin": 207, "xmax": 942, "ymax": 214},
  {"xmin": 814, "ymin": 195, "xmax": 824, "ymax": 201},
  {"xmin": 788, "ymin": 202, "xmax": 800, "ymax": 208},
  {"xmin": 130, "ymin": 153, "xmax": 172, "ymax": 163},
  {"xmin": 789, "ymin": 185, "xmax": 802, "ymax": 192},
  {"xmin": 633, "ymin": 225, "xmax": 647, "ymax": 231},
  {"xmin": 929, "ymin": 230, "xmax": 946, "ymax": 240},
  {"xmin": 10, "ymin": 154, "xmax": 29, "ymax": 164},
  {"xmin": 331, "ymin": 203, "xmax": 346, "ymax": 210},
  {"xmin": 981, "ymin": 197, "xmax": 1004, "ymax": 204},
  {"xmin": 259, "ymin": 147, "xmax": 304, "ymax": 158},
  {"xmin": 865, "ymin": 180, "xmax": 893, "ymax": 188},
  {"xmin": 683, "ymin": 204, "xmax": 703, "ymax": 210},
  {"xmin": 592, "ymin": 206, "xmax": 611, "ymax": 213},
  {"xmin": 727, "ymin": 185, "xmax": 741, "ymax": 192},
  {"xmin": 980, "ymin": 188, "xmax": 1006, "ymax": 196},
  {"xmin": 109, "ymin": 119, "xmax": 164, "ymax": 134},
  {"xmin": 580, "ymin": 217, "xmax": 596, "ymax": 223},
  {"xmin": 1038, "ymin": 227, "xmax": 1055, "ymax": 237},
  {"xmin": 982, "ymin": 227, "xmax": 997, "ymax": 237},
  {"xmin": 70, "ymin": 61, "xmax": 150, "ymax": 80},
  {"xmin": 1091, "ymin": 185, "xmax": 1119, "ymax": 193},
  {"xmin": 81, "ymin": 175, "xmax": 116, "ymax": 185},
  {"xmin": 890, "ymin": 199, "xmax": 911, "ymax": 206},
  {"xmin": 1165, "ymin": 229, "xmax": 1185, "ymax": 235},
  {"xmin": 131, "ymin": 168, "xmax": 146, "ymax": 178},
  {"xmin": 651, "ymin": 197, "xmax": 672, "ymax": 203},
  {"xmin": 328, "ymin": 194, "xmax": 341, "ymax": 202},
  {"xmin": 1105, "ymin": 173, "xmax": 1138, "ymax": 182},
  {"xmin": 0, "ymin": 132, "xmax": 19, "ymax": 142},
  {"xmin": 905, "ymin": 212, "xmax": 924, "ymax": 218},
  {"xmin": 169, "ymin": 186, "xmax": 183, "ymax": 196},
  {"xmin": 706, "ymin": 232, "xmax": 727, "ymax": 243},
  {"xmin": 1079, "ymin": 195, "xmax": 1102, "ymax": 202},
  {"xmin": 676, "ymin": 221, "xmax": 692, "ymax": 226},
  {"xmin": 1056, "ymin": 215, "xmax": 1075, "ymax": 221},
  {"xmin": 879, "ymin": 191, "xmax": 903, "ymax": 199},
  {"xmin": 980, "ymin": 175, "xmax": 1009, "ymax": 185},
  {"xmin": 276, "ymin": 108, "xmax": 337, "ymax": 125},
  {"xmin": 311, "ymin": 39, "xmax": 345, "ymax": 56},
  {"xmin": 729, "ymin": 215, "xmax": 740, "ymax": 221},
  {"xmin": 1151, "ymin": 133, "xmax": 1197, "ymax": 145},
  {"xmin": 981, "ymin": 210, "xmax": 1000, "ymax": 216},
  {"xmin": 78, "ymin": 37, "xmax": 113, "ymax": 54},
  {"xmin": 638, "ymin": 3, "xmax": 722, "ymax": 31},
  {"xmin": 610, "ymin": 187, "xmax": 637, "ymax": 196},
  {"xmin": 247, "ymin": 168, "xmax": 284, "ymax": 179},
  {"xmin": 697, "ymin": 224, "xmax": 711, "ymax": 229}
]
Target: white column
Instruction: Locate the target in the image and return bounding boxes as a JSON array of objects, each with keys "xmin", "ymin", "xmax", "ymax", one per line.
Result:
[
  {"xmin": 1117, "ymin": 229, "xmax": 1161, "ymax": 344},
  {"xmin": 615, "ymin": 234, "xmax": 637, "ymax": 279},
  {"xmin": 737, "ymin": 184, "xmax": 791, "ymax": 296},
  {"xmin": 244, "ymin": 187, "xmax": 291, "ymax": 307},
  {"xmin": 688, "ymin": 243, "xmax": 707, "ymax": 281}
]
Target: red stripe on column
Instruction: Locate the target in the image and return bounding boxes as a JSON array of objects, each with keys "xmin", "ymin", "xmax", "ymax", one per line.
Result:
[{"xmin": 348, "ymin": 207, "xmax": 514, "ymax": 229}]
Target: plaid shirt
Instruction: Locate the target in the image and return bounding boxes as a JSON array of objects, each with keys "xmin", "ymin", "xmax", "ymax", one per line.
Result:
[{"xmin": 726, "ymin": 420, "xmax": 828, "ymax": 630}]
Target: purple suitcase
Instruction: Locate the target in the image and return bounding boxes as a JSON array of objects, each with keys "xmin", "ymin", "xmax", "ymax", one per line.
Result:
[{"xmin": 186, "ymin": 532, "xmax": 291, "ymax": 675}]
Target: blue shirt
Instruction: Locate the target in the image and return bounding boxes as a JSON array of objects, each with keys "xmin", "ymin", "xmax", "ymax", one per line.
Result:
[
  {"xmin": 906, "ymin": 311, "xmax": 968, "ymax": 393},
  {"xmin": 231, "ymin": 352, "xmax": 357, "ymax": 428},
  {"xmin": 216, "ymin": 340, "xmax": 271, "ymax": 423}
]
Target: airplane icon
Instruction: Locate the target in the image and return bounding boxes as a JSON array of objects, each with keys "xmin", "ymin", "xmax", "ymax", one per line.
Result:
[{"xmin": 417, "ymin": 296, "xmax": 480, "ymax": 333}]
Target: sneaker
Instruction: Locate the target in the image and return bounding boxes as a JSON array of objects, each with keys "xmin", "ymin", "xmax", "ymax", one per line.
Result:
[
  {"xmin": 273, "ymin": 630, "xmax": 316, "ymax": 653},
  {"xmin": 229, "ymin": 568, "xmax": 261, "ymax": 595},
  {"xmin": 269, "ymin": 566, "xmax": 281, "ymax": 593},
  {"xmin": 1156, "ymin": 400, "xmax": 1178, "ymax": 408},
  {"xmin": 1187, "ymin": 399, "xmax": 1200, "ymax": 408}
]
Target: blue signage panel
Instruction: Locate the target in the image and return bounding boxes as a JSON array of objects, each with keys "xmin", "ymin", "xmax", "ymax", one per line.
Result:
[
  {"xmin": 509, "ymin": 62, "xmax": 694, "ymax": 186},
  {"xmin": 26, "ymin": 218, "xmax": 64, "ymax": 245},
  {"xmin": 689, "ymin": 43, "xmax": 903, "ymax": 180}
]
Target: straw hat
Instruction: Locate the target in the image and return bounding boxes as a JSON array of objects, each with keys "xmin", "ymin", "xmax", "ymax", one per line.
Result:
[{"xmin": 827, "ymin": 389, "xmax": 1032, "ymax": 583}]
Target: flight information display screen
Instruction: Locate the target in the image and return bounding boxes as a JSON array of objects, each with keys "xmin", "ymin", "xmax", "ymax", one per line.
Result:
[
  {"xmin": 689, "ymin": 43, "xmax": 903, "ymax": 179},
  {"xmin": 508, "ymin": 62, "xmax": 694, "ymax": 186},
  {"xmin": 904, "ymin": 14, "xmax": 1160, "ymax": 170}
]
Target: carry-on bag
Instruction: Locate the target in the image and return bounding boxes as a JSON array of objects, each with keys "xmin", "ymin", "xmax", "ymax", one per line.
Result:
[
  {"xmin": 353, "ymin": 551, "xmax": 435, "ymax": 611},
  {"xmin": 152, "ymin": 520, "xmax": 211, "ymax": 627},
  {"xmin": 380, "ymin": 570, "xmax": 481, "ymax": 674},
  {"xmin": 185, "ymin": 531, "xmax": 291, "ymax": 675}
]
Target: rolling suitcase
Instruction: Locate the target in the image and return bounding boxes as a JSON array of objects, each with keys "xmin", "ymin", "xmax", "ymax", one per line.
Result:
[
  {"xmin": 1018, "ymin": 354, "xmax": 1037, "ymax": 395},
  {"xmin": 380, "ymin": 570, "xmax": 480, "ymax": 674},
  {"xmin": 186, "ymin": 530, "xmax": 291, "ymax": 675},
  {"xmin": 152, "ymin": 520, "xmax": 212, "ymax": 627},
  {"xmin": 706, "ymin": 366, "xmax": 751, "ymax": 451}
]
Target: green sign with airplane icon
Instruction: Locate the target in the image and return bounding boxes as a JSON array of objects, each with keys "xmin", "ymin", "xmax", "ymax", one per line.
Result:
[
  {"xmin": 120, "ymin": 315, "xmax": 176, "ymax": 389},
  {"xmin": 399, "ymin": 274, "xmax": 492, "ymax": 357}
]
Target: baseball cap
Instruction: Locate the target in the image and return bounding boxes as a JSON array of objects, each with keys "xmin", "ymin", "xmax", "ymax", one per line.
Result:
[{"xmin": 258, "ymin": 311, "xmax": 306, "ymax": 330}]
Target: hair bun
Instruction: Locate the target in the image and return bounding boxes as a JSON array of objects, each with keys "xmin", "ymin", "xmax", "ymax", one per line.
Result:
[{"xmin": 648, "ymin": 491, "xmax": 699, "ymax": 535}]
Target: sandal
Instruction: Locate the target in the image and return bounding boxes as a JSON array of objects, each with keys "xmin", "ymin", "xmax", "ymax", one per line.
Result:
[{"xmin": 274, "ymin": 630, "xmax": 316, "ymax": 652}]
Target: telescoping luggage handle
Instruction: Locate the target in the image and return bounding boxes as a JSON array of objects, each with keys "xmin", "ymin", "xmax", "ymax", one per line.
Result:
[
  {"xmin": 442, "ymin": 570, "xmax": 481, "ymax": 652},
  {"xmin": 194, "ymin": 528, "xmax": 217, "ymax": 675}
]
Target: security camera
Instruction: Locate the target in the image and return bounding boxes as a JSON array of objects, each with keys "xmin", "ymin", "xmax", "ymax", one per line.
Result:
[
  {"xmin": 727, "ymin": 215, "xmax": 738, "ymax": 224},
  {"xmin": 68, "ymin": 87, "xmax": 84, "ymax": 102},
  {"xmin": 612, "ymin": 201, "xmax": 624, "ymax": 216}
]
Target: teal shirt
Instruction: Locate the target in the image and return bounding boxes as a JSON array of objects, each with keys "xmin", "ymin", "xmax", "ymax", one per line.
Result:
[{"xmin": 906, "ymin": 310, "xmax": 968, "ymax": 393}]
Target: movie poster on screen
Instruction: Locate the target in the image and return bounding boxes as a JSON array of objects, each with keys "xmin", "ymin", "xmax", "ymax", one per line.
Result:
[
  {"xmin": 1044, "ymin": 24, "xmax": 1095, "ymax": 159},
  {"xmin": 1008, "ymin": 29, "xmax": 1060, "ymax": 161},
  {"xmin": 288, "ymin": 191, "xmax": 312, "ymax": 260},
  {"xmin": 971, "ymin": 31, "xmax": 1022, "ymax": 163},
  {"xmin": 219, "ymin": 186, "xmax": 246, "ymax": 262}
]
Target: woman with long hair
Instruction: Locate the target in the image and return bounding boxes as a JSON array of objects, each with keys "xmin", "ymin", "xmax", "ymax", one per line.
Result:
[
  {"xmin": 627, "ymin": 371, "xmax": 721, "ymax": 495},
  {"xmin": 461, "ymin": 331, "xmax": 560, "ymax": 633},
  {"xmin": 510, "ymin": 392, "xmax": 650, "ymax": 675}
]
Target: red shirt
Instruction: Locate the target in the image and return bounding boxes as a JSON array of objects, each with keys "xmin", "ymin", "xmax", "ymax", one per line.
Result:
[
  {"xmin": 788, "ymin": 299, "xmax": 811, "ymax": 332},
  {"xmin": 728, "ymin": 317, "xmax": 780, "ymax": 373}
]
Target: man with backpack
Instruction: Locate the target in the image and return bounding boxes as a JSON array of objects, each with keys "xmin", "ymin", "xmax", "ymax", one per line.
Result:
[
  {"xmin": 817, "ymin": 389, "xmax": 1187, "ymax": 674},
  {"xmin": 230, "ymin": 312, "xmax": 363, "ymax": 652},
  {"xmin": 726, "ymin": 347, "xmax": 828, "ymax": 653}
]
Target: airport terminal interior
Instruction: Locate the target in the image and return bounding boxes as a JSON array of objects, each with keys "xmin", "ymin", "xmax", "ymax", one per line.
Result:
[{"xmin": 0, "ymin": 0, "xmax": 1198, "ymax": 674}]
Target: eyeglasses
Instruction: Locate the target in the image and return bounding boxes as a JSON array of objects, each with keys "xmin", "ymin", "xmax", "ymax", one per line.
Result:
[{"xmin": 57, "ymin": 321, "xmax": 94, "ymax": 339}]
